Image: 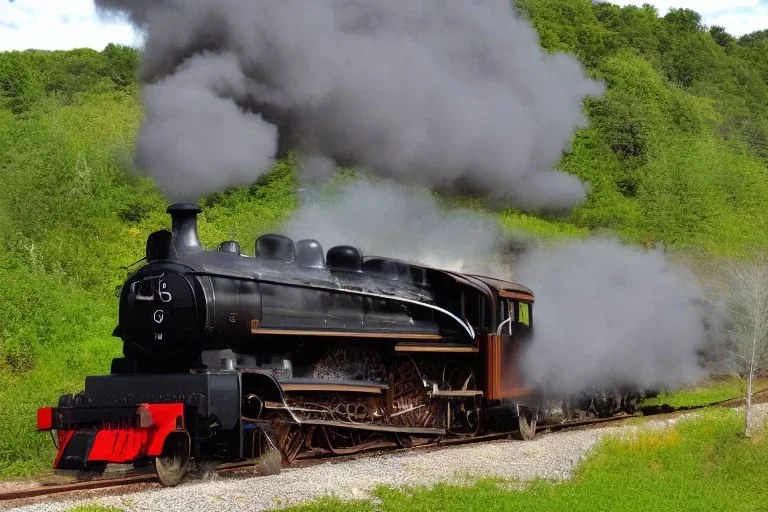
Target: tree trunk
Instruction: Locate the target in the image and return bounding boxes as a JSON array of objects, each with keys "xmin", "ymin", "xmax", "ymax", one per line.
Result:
[{"xmin": 745, "ymin": 372, "xmax": 753, "ymax": 437}]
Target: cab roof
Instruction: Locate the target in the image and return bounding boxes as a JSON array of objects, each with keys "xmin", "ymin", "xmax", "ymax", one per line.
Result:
[{"xmin": 467, "ymin": 275, "xmax": 534, "ymax": 302}]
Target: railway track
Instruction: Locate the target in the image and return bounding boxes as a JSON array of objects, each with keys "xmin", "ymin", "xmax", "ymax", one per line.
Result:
[{"xmin": 3, "ymin": 389, "xmax": 766, "ymax": 507}]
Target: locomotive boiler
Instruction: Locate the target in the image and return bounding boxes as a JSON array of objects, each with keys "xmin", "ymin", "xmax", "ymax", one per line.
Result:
[{"xmin": 36, "ymin": 203, "xmax": 542, "ymax": 486}]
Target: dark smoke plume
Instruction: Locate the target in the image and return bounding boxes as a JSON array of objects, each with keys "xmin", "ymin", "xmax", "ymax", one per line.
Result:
[{"xmin": 95, "ymin": 0, "xmax": 604, "ymax": 212}]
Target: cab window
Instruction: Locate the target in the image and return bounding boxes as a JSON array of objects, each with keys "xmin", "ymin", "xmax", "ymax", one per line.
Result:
[
  {"xmin": 518, "ymin": 302, "xmax": 530, "ymax": 326},
  {"xmin": 498, "ymin": 299, "xmax": 532, "ymax": 334}
]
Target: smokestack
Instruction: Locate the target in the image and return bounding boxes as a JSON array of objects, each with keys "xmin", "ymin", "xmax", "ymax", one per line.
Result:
[{"xmin": 167, "ymin": 203, "xmax": 203, "ymax": 252}]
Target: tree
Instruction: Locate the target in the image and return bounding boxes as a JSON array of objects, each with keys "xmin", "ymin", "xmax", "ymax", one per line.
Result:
[
  {"xmin": 594, "ymin": 4, "xmax": 662, "ymax": 59},
  {"xmin": 739, "ymin": 29, "xmax": 768, "ymax": 46},
  {"xmin": 709, "ymin": 25, "xmax": 734, "ymax": 48},
  {"xmin": 0, "ymin": 52, "xmax": 46, "ymax": 114},
  {"xmin": 663, "ymin": 8, "xmax": 703, "ymax": 33},
  {"xmin": 103, "ymin": 43, "xmax": 139, "ymax": 88},
  {"xmin": 718, "ymin": 253, "xmax": 768, "ymax": 436}
]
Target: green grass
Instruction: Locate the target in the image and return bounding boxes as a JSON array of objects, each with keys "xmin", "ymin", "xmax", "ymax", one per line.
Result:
[
  {"xmin": 641, "ymin": 375, "xmax": 768, "ymax": 409},
  {"xmin": 275, "ymin": 408, "xmax": 768, "ymax": 512},
  {"xmin": 0, "ymin": 333, "xmax": 120, "ymax": 477}
]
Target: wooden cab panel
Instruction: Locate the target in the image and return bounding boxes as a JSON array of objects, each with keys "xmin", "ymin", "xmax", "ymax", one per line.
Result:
[{"xmin": 482, "ymin": 334, "xmax": 534, "ymax": 400}]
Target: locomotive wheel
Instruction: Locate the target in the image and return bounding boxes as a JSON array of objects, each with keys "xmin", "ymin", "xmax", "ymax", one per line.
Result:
[
  {"xmin": 446, "ymin": 369, "xmax": 483, "ymax": 436},
  {"xmin": 155, "ymin": 433, "xmax": 191, "ymax": 487},
  {"xmin": 516, "ymin": 407, "xmax": 537, "ymax": 441}
]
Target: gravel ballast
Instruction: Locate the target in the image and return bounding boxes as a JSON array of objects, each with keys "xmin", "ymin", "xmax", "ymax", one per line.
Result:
[{"xmin": 4, "ymin": 404, "xmax": 767, "ymax": 512}]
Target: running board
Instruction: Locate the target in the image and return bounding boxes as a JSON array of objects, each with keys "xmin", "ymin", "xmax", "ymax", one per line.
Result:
[
  {"xmin": 394, "ymin": 343, "xmax": 477, "ymax": 353},
  {"xmin": 431, "ymin": 389, "xmax": 483, "ymax": 398},
  {"xmin": 273, "ymin": 418, "xmax": 446, "ymax": 435},
  {"xmin": 278, "ymin": 379, "xmax": 388, "ymax": 394}
]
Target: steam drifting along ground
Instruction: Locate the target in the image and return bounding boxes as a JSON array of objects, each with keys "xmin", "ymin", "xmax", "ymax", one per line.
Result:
[{"xmin": 96, "ymin": 0, "xmax": 603, "ymax": 210}]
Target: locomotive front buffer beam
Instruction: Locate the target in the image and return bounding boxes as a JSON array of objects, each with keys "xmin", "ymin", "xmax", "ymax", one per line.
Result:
[
  {"xmin": 34, "ymin": 372, "xmax": 254, "ymax": 486},
  {"xmin": 37, "ymin": 402, "xmax": 191, "ymax": 486}
]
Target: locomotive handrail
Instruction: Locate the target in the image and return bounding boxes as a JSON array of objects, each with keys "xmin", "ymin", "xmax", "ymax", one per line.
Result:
[
  {"xmin": 119, "ymin": 256, "xmax": 147, "ymax": 270},
  {"xmin": 496, "ymin": 317, "xmax": 513, "ymax": 336},
  {"xmin": 190, "ymin": 270, "xmax": 476, "ymax": 340}
]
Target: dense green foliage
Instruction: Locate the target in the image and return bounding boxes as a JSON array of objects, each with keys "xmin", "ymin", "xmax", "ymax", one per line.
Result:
[
  {"xmin": 1, "ymin": 1, "xmax": 768, "ymax": 477},
  {"xmin": 0, "ymin": 48, "xmax": 298, "ymax": 474},
  {"xmin": 274, "ymin": 409, "xmax": 768, "ymax": 512},
  {"xmin": 515, "ymin": 2, "xmax": 768, "ymax": 255}
]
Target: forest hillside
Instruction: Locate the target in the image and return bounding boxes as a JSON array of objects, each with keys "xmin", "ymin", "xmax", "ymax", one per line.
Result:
[{"xmin": 1, "ymin": 0, "xmax": 767, "ymax": 476}]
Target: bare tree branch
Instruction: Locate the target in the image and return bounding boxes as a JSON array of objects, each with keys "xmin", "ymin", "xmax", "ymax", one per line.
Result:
[{"xmin": 716, "ymin": 251, "xmax": 768, "ymax": 436}]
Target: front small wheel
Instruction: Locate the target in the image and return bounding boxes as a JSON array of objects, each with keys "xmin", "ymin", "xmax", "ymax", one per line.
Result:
[{"xmin": 155, "ymin": 433, "xmax": 191, "ymax": 487}]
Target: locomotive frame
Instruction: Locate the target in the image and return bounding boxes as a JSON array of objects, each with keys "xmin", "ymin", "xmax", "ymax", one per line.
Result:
[{"xmin": 36, "ymin": 204, "xmax": 542, "ymax": 486}]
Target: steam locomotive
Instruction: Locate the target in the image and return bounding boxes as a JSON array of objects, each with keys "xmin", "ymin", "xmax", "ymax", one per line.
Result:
[{"xmin": 34, "ymin": 204, "xmax": 582, "ymax": 486}]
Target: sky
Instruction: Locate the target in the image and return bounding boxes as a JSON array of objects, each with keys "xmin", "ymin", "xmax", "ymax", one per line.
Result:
[
  {"xmin": 0, "ymin": 0, "xmax": 139, "ymax": 52},
  {"xmin": 601, "ymin": 0, "xmax": 768, "ymax": 37},
  {"xmin": 0, "ymin": 0, "xmax": 766, "ymax": 53}
]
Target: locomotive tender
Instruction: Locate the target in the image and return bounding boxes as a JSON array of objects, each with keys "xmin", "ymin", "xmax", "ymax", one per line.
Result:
[{"xmin": 36, "ymin": 204, "xmax": 541, "ymax": 486}]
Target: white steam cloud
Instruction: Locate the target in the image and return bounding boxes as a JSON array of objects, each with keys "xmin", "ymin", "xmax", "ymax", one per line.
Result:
[
  {"xmin": 282, "ymin": 179, "xmax": 524, "ymax": 274},
  {"xmin": 518, "ymin": 239, "xmax": 708, "ymax": 394},
  {"xmin": 285, "ymin": 181, "xmax": 709, "ymax": 396}
]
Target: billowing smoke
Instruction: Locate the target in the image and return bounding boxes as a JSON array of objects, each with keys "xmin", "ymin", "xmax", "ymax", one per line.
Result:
[
  {"xmin": 95, "ymin": 0, "xmax": 604, "ymax": 212},
  {"xmin": 518, "ymin": 239, "xmax": 708, "ymax": 395},
  {"xmin": 99, "ymin": 0, "xmax": 710, "ymax": 396}
]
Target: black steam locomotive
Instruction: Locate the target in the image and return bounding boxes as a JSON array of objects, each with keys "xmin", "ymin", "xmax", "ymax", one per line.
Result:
[
  {"xmin": 114, "ymin": 204, "xmax": 485, "ymax": 373},
  {"xmin": 35, "ymin": 203, "xmax": 572, "ymax": 486}
]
